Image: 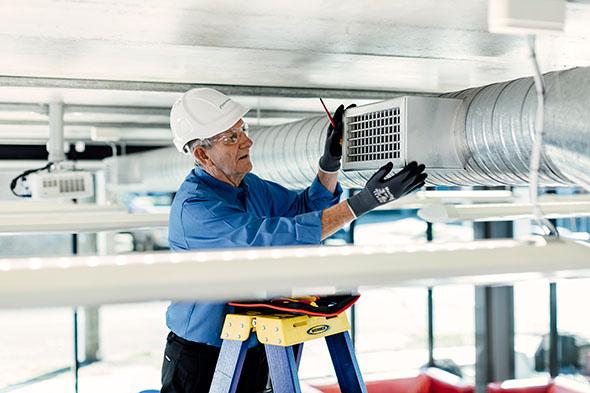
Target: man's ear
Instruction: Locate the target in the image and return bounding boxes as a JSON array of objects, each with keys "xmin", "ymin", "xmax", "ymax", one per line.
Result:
[{"xmin": 193, "ymin": 146, "xmax": 209, "ymax": 166}]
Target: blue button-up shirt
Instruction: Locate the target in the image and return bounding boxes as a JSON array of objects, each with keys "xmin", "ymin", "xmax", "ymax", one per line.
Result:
[{"xmin": 166, "ymin": 167, "xmax": 342, "ymax": 347}]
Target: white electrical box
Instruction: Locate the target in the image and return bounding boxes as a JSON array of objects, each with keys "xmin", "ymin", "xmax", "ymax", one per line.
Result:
[
  {"xmin": 488, "ymin": 0, "xmax": 565, "ymax": 34},
  {"xmin": 342, "ymin": 96, "xmax": 464, "ymax": 172},
  {"xmin": 27, "ymin": 171, "xmax": 94, "ymax": 200}
]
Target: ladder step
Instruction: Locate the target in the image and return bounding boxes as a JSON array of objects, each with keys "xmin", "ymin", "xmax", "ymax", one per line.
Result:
[
  {"xmin": 220, "ymin": 312, "xmax": 350, "ymax": 346},
  {"xmin": 211, "ymin": 311, "xmax": 365, "ymax": 393}
]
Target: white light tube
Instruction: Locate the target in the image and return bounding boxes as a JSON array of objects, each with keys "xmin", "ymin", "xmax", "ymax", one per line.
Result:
[
  {"xmin": 0, "ymin": 238, "xmax": 588, "ymax": 308},
  {"xmin": 0, "ymin": 212, "xmax": 169, "ymax": 233},
  {"xmin": 0, "ymin": 201, "xmax": 125, "ymax": 215},
  {"xmin": 418, "ymin": 200, "xmax": 590, "ymax": 223},
  {"xmin": 377, "ymin": 190, "xmax": 514, "ymax": 210}
]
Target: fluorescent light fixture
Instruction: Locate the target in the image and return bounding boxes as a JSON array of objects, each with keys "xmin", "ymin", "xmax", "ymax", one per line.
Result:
[
  {"xmin": 0, "ymin": 238, "xmax": 588, "ymax": 308},
  {"xmin": 418, "ymin": 199, "xmax": 590, "ymax": 223},
  {"xmin": 0, "ymin": 201, "xmax": 125, "ymax": 214},
  {"xmin": 381, "ymin": 191, "xmax": 588, "ymax": 212},
  {"xmin": 377, "ymin": 190, "xmax": 514, "ymax": 210},
  {"xmin": 0, "ymin": 211, "xmax": 169, "ymax": 233}
]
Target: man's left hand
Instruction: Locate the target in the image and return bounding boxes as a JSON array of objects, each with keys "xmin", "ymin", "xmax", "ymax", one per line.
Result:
[{"xmin": 319, "ymin": 103, "xmax": 356, "ymax": 173}]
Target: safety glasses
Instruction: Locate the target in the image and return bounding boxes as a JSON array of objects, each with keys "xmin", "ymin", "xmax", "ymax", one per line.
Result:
[{"xmin": 210, "ymin": 123, "xmax": 249, "ymax": 146}]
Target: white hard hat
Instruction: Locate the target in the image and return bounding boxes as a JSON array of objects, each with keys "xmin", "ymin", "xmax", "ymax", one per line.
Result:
[{"xmin": 170, "ymin": 88, "xmax": 249, "ymax": 154}]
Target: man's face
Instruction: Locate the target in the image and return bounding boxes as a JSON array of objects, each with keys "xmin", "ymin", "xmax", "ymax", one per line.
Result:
[{"xmin": 206, "ymin": 120, "xmax": 253, "ymax": 178}]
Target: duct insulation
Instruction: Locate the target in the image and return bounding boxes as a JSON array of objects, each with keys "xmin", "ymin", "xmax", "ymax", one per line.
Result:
[{"xmin": 110, "ymin": 67, "xmax": 589, "ymax": 191}]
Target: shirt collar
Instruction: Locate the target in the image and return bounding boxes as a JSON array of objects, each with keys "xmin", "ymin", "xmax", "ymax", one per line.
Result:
[{"xmin": 193, "ymin": 167, "xmax": 248, "ymax": 199}]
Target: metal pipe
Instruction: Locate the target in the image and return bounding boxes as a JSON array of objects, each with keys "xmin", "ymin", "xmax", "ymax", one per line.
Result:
[
  {"xmin": 0, "ymin": 75, "xmax": 423, "ymax": 100},
  {"xmin": 0, "ymin": 102, "xmax": 48, "ymax": 114},
  {"xmin": 0, "ymin": 120, "xmax": 169, "ymax": 128},
  {"xmin": 48, "ymin": 101, "xmax": 65, "ymax": 162},
  {"xmin": 0, "ymin": 102, "xmax": 318, "ymax": 120}
]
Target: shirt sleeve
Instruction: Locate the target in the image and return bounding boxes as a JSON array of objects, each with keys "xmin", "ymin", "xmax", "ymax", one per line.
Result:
[
  {"xmin": 181, "ymin": 197, "xmax": 323, "ymax": 248},
  {"xmin": 263, "ymin": 176, "xmax": 343, "ymax": 217}
]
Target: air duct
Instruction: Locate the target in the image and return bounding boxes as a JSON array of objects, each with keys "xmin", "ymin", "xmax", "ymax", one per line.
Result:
[
  {"xmin": 251, "ymin": 67, "xmax": 586, "ymax": 188},
  {"xmin": 110, "ymin": 67, "xmax": 589, "ymax": 191}
]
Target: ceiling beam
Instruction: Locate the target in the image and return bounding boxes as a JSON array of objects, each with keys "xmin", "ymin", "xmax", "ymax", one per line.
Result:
[{"xmin": 0, "ymin": 76, "xmax": 436, "ymax": 100}]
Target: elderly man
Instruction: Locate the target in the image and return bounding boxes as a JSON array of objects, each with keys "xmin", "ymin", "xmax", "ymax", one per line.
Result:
[{"xmin": 162, "ymin": 88, "xmax": 427, "ymax": 393}]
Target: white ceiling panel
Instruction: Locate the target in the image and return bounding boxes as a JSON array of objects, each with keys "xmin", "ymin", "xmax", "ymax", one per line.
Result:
[
  {"xmin": 0, "ymin": 0, "xmax": 589, "ymax": 145},
  {"xmin": 0, "ymin": 0, "xmax": 589, "ymax": 93}
]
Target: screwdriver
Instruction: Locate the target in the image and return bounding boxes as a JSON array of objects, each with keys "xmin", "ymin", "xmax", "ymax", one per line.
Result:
[{"xmin": 319, "ymin": 98, "xmax": 337, "ymax": 129}]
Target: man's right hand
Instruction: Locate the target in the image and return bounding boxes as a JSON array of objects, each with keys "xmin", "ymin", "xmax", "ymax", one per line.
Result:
[
  {"xmin": 346, "ymin": 161, "xmax": 427, "ymax": 217},
  {"xmin": 319, "ymin": 103, "xmax": 356, "ymax": 173}
]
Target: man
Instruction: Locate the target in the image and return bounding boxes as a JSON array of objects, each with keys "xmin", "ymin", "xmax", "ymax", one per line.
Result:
[{"xmin": 162, "ymin": 88, "xmax": 427, "ymax": 393}]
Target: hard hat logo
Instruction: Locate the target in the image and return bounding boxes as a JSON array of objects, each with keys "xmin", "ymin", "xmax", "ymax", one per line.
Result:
[{"xmin": 170, "ymin": 88, "xmax": 249, "ymax": 154}]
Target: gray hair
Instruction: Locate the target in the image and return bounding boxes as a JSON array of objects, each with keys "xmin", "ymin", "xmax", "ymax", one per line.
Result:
[{"xmin": 186, "ymin": 138, "xmax": 213, "ymax": 167}]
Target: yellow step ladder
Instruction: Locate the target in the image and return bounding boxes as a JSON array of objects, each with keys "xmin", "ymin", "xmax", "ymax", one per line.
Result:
[{"xmin": 209, "ymin": 311, "xmax": 367, "ymax": 393}]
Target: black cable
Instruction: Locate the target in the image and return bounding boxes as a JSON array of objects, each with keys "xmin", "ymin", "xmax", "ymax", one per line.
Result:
[{"xmin": 9, "ymin": 162, "xmax": 54, "ymax": 198}]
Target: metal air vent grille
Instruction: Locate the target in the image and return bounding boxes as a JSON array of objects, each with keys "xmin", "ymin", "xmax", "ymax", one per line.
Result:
[
  {"xmin": 346, "ymin": 107, "xmax": 401, "ymax": 163},
  {"xmin": 342, "ymin": 96, "xmax": 463, "ymax": 172}
]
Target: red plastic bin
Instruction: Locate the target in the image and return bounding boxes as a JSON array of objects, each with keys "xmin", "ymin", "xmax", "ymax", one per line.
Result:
[{"xmin": 311, "ymin": 368, "xmax": 474, "ymax": 393}]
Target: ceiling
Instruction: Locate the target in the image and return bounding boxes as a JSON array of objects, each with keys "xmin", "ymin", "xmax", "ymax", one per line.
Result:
[{"xmin": 0, "ymin": 0, "xmax": 589, "ymax": 147}]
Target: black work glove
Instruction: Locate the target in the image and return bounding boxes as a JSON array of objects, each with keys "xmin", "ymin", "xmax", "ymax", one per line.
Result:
[
  {"xmin": 347, "ymin": 161, "xmax": 427, "ymax": 217},
  {"xmin": 319, "ymin": 103, "xmax": 356, "ymax": 173}
]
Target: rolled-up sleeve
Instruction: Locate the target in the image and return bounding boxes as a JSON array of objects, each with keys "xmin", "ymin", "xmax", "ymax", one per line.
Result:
[
  {"xmin": 306, "ymin": 176, "xmax": 343, "ymax": 211},
  {"xmin": 264, "ymin": 176, "xmax": 342, "ymax": 217}
]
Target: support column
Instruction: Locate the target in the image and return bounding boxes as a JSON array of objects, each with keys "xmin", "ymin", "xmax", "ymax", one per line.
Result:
[
  {"xmin": 426, "ymin": 222, "xmax": 435, "ymax": 367},
  {"xmin": 547, "ymin": 217, "xmax": 560, "ymax": 378},
  {"xmin": 474, "ymin": 220, "xmax": 515, "ymax": 393},
  {"xmin": 72, "ymin": 231, "xmax": 80, "ymax": 393},
  {"xmin": 548, "ymin": 282, "xmax": 559, "ymax": 377},
  {"xmin": 83, "ymin": 307, "xmax": 100, "ymax": 362},
  {"xmin": 79, "ymin": 231, "xmax": 100, "ymax": 363},
  {"xmin": 79, "ymin": 170, "xmax": 112, "ymax": 364}
]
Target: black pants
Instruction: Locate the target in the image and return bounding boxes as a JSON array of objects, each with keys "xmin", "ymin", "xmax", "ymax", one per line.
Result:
[{"xmin": 161, "ymin": 332, "xmax": 270, "ymax": 393}]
